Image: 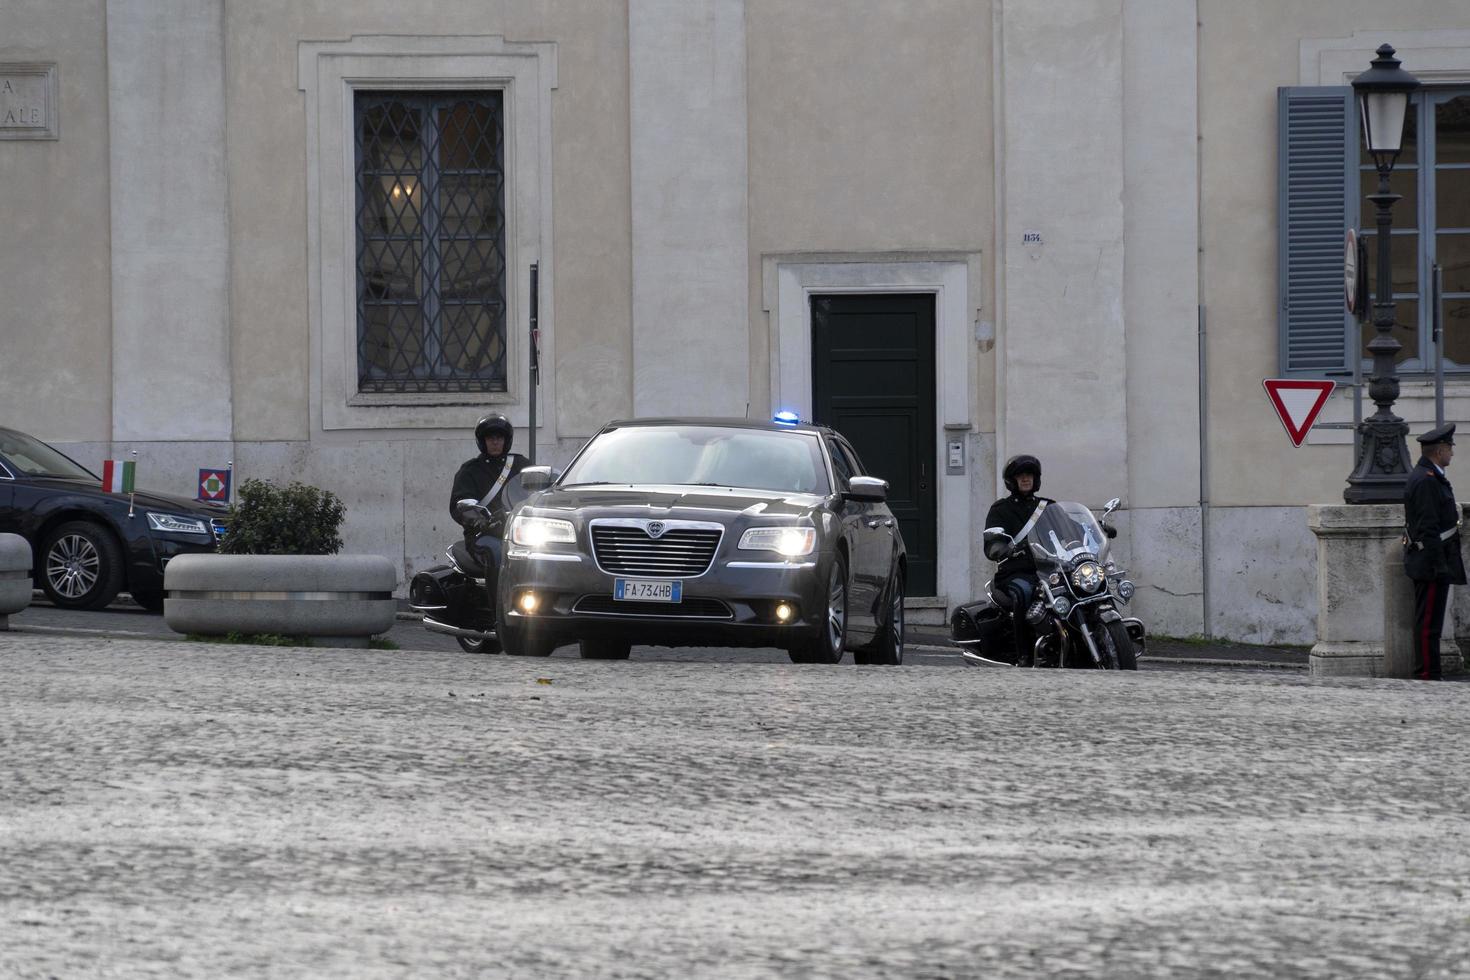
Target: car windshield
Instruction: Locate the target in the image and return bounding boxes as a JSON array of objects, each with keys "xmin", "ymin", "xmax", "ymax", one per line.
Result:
[
  {"xmin": 1024, "ymin": 501, "xmax": 1110, "ymax": 565},
  {"xmin": 0, "ymin": 429, "xmax": 96, "ymax": 480},
  {"xmin": 560, "ymin": 425, "xmax": 831, "ymax": 495}
]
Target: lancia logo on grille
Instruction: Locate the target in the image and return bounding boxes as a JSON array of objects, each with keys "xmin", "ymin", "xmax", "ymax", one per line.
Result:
[{"xmin": 647, "ymin": 521, "xmax": 666, "ymax": 538}]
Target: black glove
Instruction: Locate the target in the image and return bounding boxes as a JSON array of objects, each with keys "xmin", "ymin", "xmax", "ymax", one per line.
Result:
[
  {"xmin": 1101, "ymin": 522, "xmax": 1118, "ymax": 539},
  {"xmin": 464, "ymin": 514, "xmax": 491, "ymax": 535}
]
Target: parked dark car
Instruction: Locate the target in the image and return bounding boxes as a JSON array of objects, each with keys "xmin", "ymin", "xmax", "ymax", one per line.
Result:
[
  {"xmin": 496, "ymin": 417, "xmax": 908, "ymax": 664},
  {"xmin": 0, "ymin": 427, "xmax": 227, "ymax": 611}
]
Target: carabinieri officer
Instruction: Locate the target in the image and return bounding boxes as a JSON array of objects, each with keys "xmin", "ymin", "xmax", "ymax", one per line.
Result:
[{"xmin": 1403, "ymin": 422, "xmax": 1465, "ymax": 681}]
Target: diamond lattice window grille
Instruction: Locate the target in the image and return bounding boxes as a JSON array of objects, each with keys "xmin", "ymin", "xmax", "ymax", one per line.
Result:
[{"xmin": 355, "ymin": 92, "xmax": 507, "ymax": 393}]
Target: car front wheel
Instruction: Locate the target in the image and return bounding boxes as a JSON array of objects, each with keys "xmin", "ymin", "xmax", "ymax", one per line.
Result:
[
  {"xmin": 497, "ymin": 617, "xmax": 555, "ymax": 657},
  {"xmin": 579, "ymin": 637, "xmax": 632, "ymax": 660},
  {"xmin": 788, "ymin": 555, "xmax": 847, "ymax": 665},
  {"xmin": 41, "ymin": 521, "xmax": 125, "ymax": 611}
]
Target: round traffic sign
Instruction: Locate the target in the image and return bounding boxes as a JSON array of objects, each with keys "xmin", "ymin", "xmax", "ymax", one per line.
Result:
[{"xmin": 1345, "ymin": 228, "xmax": 1358, "ymax": 313}]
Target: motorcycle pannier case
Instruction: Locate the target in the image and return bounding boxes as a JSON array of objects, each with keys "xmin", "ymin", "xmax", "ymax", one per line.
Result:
[
  {"xmin": 409, "ymin": 565, "xmax": 457, "ymax": 612},
  {"xmin": 950, "ymin": 599, "xmax": 1018, "ymax": 665}
]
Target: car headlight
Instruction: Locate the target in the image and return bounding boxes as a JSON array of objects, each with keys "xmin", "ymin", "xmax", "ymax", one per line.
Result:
[
  {"xmin": 147, "ymin": 512, "xmax": 209, "ymax": 535},
  {"xmin": 1070, "ymin": 561, "xmax": 1105, "ymax": 595},
  {"xmin": 510, "ymin": 516, "xmax": 576, "ymax": 548},
  {"xmin": 739, "ymin": 526, "xmax": 817, "ymax": 557}
]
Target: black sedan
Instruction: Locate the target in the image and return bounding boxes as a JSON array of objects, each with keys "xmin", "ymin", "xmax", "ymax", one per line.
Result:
[
  {"xmin": 0, "ymin": 427, "xmax": 226, "ymax": 610},
  {"xmin": 496, "ymin": 417, "xmax": 907, "ymax": 664}
]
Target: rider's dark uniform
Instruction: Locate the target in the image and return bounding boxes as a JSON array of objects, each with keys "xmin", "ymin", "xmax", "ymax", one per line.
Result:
[
  {"xmin": 449, "ymin": 451, "xmax": 527, "ymax": 541},
  {"xmin": 1403, "ymin": 423, "xmax": 1465, "ymax": 681},
  {"xmin": 986, "ymin": 455, "xmax": 1049, "ymax": 664},
  {"xmin": 448, "ymin": 416, "xmax": 527, "ymax": 603}
]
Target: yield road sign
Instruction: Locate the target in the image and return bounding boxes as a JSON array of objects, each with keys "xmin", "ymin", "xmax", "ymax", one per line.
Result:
[{"xmin": 1263, "ymin": 379, "xmax": 1335, "ymax": 447}]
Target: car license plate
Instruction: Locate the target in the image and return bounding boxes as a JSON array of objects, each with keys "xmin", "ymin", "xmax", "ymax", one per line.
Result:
[{"xmin": 614, "ymin": 578, "xmax": 682, "ymax": 603}]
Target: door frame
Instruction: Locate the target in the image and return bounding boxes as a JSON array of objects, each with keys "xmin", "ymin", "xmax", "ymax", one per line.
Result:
[{"xmin": 762, "ymin": 253, "xmax": 976, "ymax": 602}]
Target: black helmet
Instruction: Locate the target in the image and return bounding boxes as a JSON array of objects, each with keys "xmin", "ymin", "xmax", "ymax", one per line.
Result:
[
  {"xmin": 474, "ymin": 414, "xmax": 514, "ymax": 456},
  {"xmin": 1002, "ymin": 454, "xmax": 1041, "ymax": 495}
]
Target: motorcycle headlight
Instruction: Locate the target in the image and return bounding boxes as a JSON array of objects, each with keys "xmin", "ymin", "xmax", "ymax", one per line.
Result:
[
  {"xmin": 739, "ymin": 526, "xmax": 817, "ymax": 557},
  {"xmin": 1070, "ymin": 561, "xmax": 1105, "ymax": 595},
  {"xmin": 1117, "ymin": 579, "xmax": 1136, "ymax": 603},
  {"xmin": 1051, "ymin": 595, "xmax": 1073, "ymax": 617},
  {"xmin": 510, "ymin": 516, "xmax": 576, "ymax": 548},
  {"xmin": 147, "ymin": 512, "xmax": 209, "ymax": 536}
]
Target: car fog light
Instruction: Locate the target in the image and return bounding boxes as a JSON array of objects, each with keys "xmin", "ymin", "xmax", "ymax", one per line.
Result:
[
  {"xmin": 775, "ymin": 602, "xmax": 796, "ymax": 623},
  {"xmin": 517, "ymin": 591, "xmax": 540, "ymax": 614}
]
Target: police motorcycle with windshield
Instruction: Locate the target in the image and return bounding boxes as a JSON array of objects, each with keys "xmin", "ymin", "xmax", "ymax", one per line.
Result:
[
  {"xmin": 407, "ymin": 468, "xmax": 555, "ymax": 653},
  {"xmin": 951, "ymin": 497, "xmax": 1145, "ymax": 669},
  {"xmin": 493, "ymin": 414, "xmax": 908, "ymax": 663}
]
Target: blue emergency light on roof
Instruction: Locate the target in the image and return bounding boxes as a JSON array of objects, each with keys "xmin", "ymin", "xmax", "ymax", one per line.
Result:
[{"xmin": 772, "ymin": 411, "xmax": 801, "ymax": 426}]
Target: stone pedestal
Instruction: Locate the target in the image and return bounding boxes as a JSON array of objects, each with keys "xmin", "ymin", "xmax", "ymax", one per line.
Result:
[
  {"xmin": 0, "ymin": 533, "xmax": 33, "ymax": 630},
  {"xmin": 1308, "ymin": 504, "xmax": 1466, "ymax": 677},
  {"xmin": 163, "ymin": 554, "xmax": 398, "ymax": 648}
]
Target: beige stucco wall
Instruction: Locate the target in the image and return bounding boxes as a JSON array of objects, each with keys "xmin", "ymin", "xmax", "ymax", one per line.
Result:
[
  {"xmin": 1201, "ymin": 0, "xmax": 1470, "ymax": 507},
  {"xmin": 745, "ymin": 0, "xmax": 995, "ymax": 424},
  {"xmin": 223, "ymin": 0, "xmax": 631, "ymax": 442},
  {"xmin": 0, "ymin": 0, "xmax": 112, "ymax": 443}
]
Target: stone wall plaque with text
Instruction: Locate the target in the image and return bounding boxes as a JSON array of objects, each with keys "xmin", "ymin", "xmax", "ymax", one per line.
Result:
[{"xmin": 0, "ymin": 64, "xmax": 59, "ymax": 140}]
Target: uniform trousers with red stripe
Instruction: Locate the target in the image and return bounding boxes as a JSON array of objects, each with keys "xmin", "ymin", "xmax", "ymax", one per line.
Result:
[{"xmin": 1412, "ymin": 578, "xmax": 1450, "ymax": 681}]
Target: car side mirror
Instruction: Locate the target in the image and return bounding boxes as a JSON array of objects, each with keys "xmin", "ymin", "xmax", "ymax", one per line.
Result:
[
  {"xmin": 520, "ymin": 465, "xmax": 556, "ymax": 492},
  {"xmin": 983, "ymin": 526, "xmax": 1014, "ymax": 562},
  {"xmin": 845, "ymin": 476, "xmax": 888, "ymax": 502}
]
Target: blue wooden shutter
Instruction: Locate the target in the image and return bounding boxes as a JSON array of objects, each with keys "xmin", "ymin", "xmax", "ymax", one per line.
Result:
[{"xmin": 1278, "ymin": 87, "xmax": 1357, "ymax": 376}]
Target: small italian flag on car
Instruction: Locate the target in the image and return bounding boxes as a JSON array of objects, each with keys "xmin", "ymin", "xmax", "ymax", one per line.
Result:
[{"xmin": 101, "ymin": 459, "xmax": 136, "ymax": 494}]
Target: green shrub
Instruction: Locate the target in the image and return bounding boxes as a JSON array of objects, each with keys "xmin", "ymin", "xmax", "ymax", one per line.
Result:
[{"xmin": 218, "ymin": 479, "xmax": 346, "ymax": 556}]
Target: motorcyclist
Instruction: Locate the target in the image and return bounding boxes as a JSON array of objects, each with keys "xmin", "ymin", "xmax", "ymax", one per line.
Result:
[
  {"xmin": 985, "ymin": 455, "xmax": 1052, "ymax": 665},
  {"xmin": 450, "ymin": 414, "xmax": 528, "ymax": 551}
]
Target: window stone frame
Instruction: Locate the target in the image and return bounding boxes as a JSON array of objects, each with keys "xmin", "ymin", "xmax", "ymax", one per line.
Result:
[{"xmin": 298, "ymin": 35, "xmax": 556, "ymax": 432}]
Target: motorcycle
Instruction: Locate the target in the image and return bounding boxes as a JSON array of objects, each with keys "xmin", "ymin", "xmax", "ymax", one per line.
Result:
[
  {"xmin": 951, "ymin": 496, "xmax": 1146, "ymax": 670},
  {"xmin": 407, "ymin": 470, "xmax": 540, "ymax": 654}
]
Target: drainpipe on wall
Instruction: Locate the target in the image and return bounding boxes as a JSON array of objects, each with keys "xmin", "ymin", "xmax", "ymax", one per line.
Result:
[
  {"xmin": 1198, "ymin": 304, "xmax": 1212, "ymax": 639},
  {"xmin": 1195, "ymin": 7, "xmax": 1210, "ymax": 640}
]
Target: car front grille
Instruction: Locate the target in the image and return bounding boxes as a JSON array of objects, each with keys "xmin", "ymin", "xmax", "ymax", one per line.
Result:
[
  {"xmin": 590, "ymin": 524, "xmax": 722, "ymax": 577},
  {"xmin": 572, "ymin": 595, "xmax": 733, "ymax": 619},
  {"xmin": 210, "ymin": 518, "xmax": 228, "ymax": 543}
]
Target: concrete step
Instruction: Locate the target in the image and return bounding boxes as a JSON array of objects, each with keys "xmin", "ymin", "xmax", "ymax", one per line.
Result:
[{"xmin": 904, "ymin": 596, "xmax": 948, "ymax": 627}]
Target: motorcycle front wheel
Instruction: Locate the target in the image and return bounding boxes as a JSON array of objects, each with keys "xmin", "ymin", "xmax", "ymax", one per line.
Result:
[
  {"xmin": 457, "ymin": 635, "xmax": 502, "ymax": 654},
  {"xmin": 1099, "ymin": 619, "xmax": 1139, "ymax": 670}
]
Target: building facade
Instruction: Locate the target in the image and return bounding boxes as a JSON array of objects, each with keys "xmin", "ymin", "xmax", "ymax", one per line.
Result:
[{"xmin": 3, "ymin": 0, "xmax": 1468, "ymax": 643}]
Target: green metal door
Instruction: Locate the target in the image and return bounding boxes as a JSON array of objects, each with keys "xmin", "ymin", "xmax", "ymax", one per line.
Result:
[{"xmin": 811, "ymin": 293, "xmax": 938, "ymax": 596}]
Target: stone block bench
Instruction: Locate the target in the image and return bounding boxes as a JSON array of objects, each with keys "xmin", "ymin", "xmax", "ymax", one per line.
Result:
[
  {"xmin": 163, "ymin": 554, "xmax": 397, "ymax": 648},
  {"xmin": 0, "ymin": 533, "xmax": 32, "ymax": 630}
]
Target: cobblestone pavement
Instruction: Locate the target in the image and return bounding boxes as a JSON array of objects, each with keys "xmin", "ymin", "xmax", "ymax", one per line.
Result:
[
  {"xmin": 2, "ymin": 632, "xmax": 1468, "ymax": 979},
  {"xmin": 9, "ymin": 598, "xmax": 1313, "ymax": 669}
]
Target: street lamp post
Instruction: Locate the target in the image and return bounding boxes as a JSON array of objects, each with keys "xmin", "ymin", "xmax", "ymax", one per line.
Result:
[{"xmin": 1345, "ymin": 44, "xmax": 1422, "ymax": 504}]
